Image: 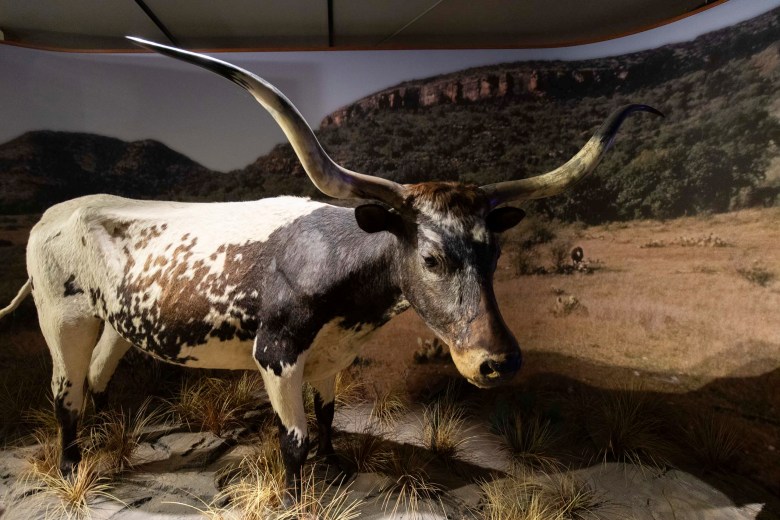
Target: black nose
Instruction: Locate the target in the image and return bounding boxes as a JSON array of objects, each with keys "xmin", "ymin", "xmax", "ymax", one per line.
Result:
[{"xmin": 479, "ymin": 351, "xmax": 521, "ymax": 379}]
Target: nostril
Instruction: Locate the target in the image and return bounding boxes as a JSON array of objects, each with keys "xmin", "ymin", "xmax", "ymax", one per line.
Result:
[{"xmin": 479, "ymin": 360, "xmax": 497, "ymax": 377}]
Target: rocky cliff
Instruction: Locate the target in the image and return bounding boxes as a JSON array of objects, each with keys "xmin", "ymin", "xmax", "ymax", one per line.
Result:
[
  {"xmin": 322, "ymin": 65, "xmax": 628, "ymax": 127},
  {"xmin": 321, "ymin": 8, "xmax": 779, "ymax": 128}
]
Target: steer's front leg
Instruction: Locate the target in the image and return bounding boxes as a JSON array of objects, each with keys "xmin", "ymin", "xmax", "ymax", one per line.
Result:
[
  {"xmin": 310, "ymin": 376, "xmax": 337, "ymax": 462},
  {"xmin": 256, "ymin": 356, "xmax": 309, "ymax": 506}
]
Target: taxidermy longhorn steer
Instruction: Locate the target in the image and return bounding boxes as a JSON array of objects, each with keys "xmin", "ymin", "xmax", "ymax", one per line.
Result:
[{"xmin": 0, "ymin": 37, "xmax": 660, "ymax": 502}]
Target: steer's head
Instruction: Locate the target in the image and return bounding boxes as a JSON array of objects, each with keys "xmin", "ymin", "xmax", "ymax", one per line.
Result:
[
  {"xmin": 354, "ymin": 182, "xmax": 524, "ymax": 387},
  {"xmin": 130, "ymin": 37, "xmax": 661, "ymax": 388}
]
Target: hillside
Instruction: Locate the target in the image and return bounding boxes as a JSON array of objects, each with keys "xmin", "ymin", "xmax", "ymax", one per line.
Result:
[
  {"xmin": 0, "ymin": 131, "xmax": 218, "ymax": 213},
  {"xmin": 322, "ymin": 7, "xmax": 780, "ymax": 126},
  {"xmin": 0, "ymin": 8, "xmax": 778, "ymax": 220},
  {"xmin": 285, "ymin": 8, "xmax": 780, "ymax": 222},
  {"xmin": 312, "ymin": 8, "xmax": 780, "ymax": 222}
]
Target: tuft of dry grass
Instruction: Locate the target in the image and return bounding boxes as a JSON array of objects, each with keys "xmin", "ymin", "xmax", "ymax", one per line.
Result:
[
  {"xmin": 478, "ymin": 467, "xmax": 604, "ymax": 520},
  {"xmin": 219, "ymin": 459, "xmax": 285, "ymax": 519},
  {"xmin": 25, "ymin": 406, "xmax": 61, "ymax": 438},
  {"xmin": 168, "ymin": 373, "xmax": 263, "ymax": 436},
  {"xmin": 682, "ymin": 413, "xmax": 743, "ymax": 471},
  {"xmin": 87, "ymin": 399, "xmax": 166, "ymax": 474},
  {"xmin": 422, "ymin": 400, "xmax": 468, "ymax": 459},
  {"xmin": 25, "ymin": 456, "xmax": 118, "ymax": 519},
  {"xmin": 335, "ymin": 428, "xmax": 390, "ymax": 474},
  {"xmin": 370, "ymin": 387, "xmax": 408, "ymax": 426},
  {"xmin": 543, "ymin": 473, "xmax": 604, "ymax": 519},
  {"xmin": 492, "ymin": 411, "xmax": 560, "ymax": 470},
  {"xmin": 231, "ymin": 371, "xmax": 265, "ymax": 409},
  {"xmin": 206, "ymin": 439, "xmax": 361, "ymax": 520},
  {"xmin": 215, "ymin": 435, "xmax": 287, "ymax": 518},
  {"xmin": 335, "ymin": 370, "xmax": 367, "ymax": 408},
  {"xmin": 280, "ymin": 469, "xmax": 362, "ymax": 520},
  {"xmin": 21, "ymin": 401, "xmax": 162, "ymax": 517},
  {"xmin": 27, "ymin": 425, "xmax": 61, "ymax": 477},
  {"xmin": 379, "ymin": 444, "xmax": 445, "ymax": 519},
  {"xmin": 23, "ymin": 404, "xmax": 71, "ymax": 477},
  {"xmin": 26, "ymin": 400, "xmax": 166, "ymax": 477},
  {"xmin": 479, "ymin": 475, "xmax": 557, "ymax": 520},
  {"xmin": 581, "ymin": 389, "xmax": 671, "ymax": 468}
]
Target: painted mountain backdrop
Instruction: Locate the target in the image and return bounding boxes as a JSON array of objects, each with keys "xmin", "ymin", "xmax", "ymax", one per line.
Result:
[{"xmin": 1, "ymin": 8, "xmax": 778, "ymax": 222}]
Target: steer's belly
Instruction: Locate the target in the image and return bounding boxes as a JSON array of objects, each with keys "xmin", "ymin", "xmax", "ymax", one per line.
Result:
[
  {"xmin": 129, "ymin": 334, "xmax": 258, "ymax": 370},
  {"xmin": 174, "ymin": 336, "xmax": 257, "ymax": 370},
  {"xmin": 303, "ymin": 318, "xmax": 377, "ymax": 382}
]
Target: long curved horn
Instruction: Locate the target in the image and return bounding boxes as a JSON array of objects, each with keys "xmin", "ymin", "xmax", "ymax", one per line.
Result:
[
  {"xmin": 480, "ymin": 104, "xmax": 663, "ymax": 207},
  {"xmin": 127, "ymin": 37, "xmax": 405, "ymax": 207}
]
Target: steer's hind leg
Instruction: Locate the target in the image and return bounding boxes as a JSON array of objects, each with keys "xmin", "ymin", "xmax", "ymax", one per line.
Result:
[
  {"xmin": 257, "ymin": 360, "xmax": 309, "ymax": 506},
  {"xmin": 39, "ymin": 313, "xmax": 102, "ymax": 474},
  {"xmin": 87, "ymin": 325, "xmax": 132, "ymax": 412}
]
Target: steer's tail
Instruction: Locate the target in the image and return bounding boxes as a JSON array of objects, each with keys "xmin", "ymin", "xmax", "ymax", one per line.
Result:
[{"xmin": 0, "ymin": 279, "xmax": 32, "ymax": 319}]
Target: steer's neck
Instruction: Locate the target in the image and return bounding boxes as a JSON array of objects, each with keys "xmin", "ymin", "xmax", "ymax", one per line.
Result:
[
  {"xmin": 332, "ymin": 220, "xmax": 409, "ymax": 328},
  {"xmin": 284, "ymin": 205, "xmax": 408, "ymax": 331}
]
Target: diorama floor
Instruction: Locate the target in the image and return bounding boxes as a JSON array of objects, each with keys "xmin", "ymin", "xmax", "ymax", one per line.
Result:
[
  {"xmin": 0, "ymin": 400, "xmax": 773, "ymax": 520},
  {"xmin": 0, "ymin": 207, "xmax": 778, "ymax": 518}
]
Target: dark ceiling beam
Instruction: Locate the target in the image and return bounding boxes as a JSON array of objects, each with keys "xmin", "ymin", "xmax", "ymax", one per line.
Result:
[
  {"xmin": 327, "ymin": 0, "xmax": 334, "ymax": 47},
  {"xmin": 133, "ymin": 0, "xmax": 179, "ymax": 46}
]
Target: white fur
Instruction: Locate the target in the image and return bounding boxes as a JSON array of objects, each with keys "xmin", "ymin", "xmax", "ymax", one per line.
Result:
[
  {"xmin": 304, "ymin": 317, "xmax": 379, "ymax": 382},
  {"xmin": 87, "ymin": 325, "xmax": 132, "ymax": 393},
  {"xmin": 25, "ymin": 194, "xmax": 325, "ymax": 409},
  {"xmin": 256, "ymin": 345, "xmax": 309, "ymax": 447}
]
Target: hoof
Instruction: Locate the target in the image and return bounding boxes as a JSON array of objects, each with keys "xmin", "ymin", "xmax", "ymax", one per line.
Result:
[
  {"xmin": 314, "ymin": 455, "xmax": 353, "ymax": 484},
  {"xmin": 281, "ymin": 490, "xmax": 297, "ymax": 509},
  {"xmin": 59, "ymin": 458, "xmax": 80, "ymax": 477}
]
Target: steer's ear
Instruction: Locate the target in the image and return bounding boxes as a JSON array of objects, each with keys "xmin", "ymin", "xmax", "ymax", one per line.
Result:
[
  {"xmin": 486, "ymin": 207, "xmax": 526, "ymax": 233},
  {"xmin": 355, "ymin": 204, "xmax": 400, "ymax": 234}
]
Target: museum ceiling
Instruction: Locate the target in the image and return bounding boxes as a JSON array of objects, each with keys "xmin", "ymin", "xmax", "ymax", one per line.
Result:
[{"xmin": 0, "ymin": 0, "xmax": 722, "ymax": 52}]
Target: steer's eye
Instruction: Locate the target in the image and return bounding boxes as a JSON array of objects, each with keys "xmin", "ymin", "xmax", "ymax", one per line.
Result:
[{"xmin": 423, "ymin": 255, "xmax": 439, "ymax": 269}]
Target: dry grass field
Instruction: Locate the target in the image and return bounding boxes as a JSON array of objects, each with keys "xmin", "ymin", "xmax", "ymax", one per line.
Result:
[
  {"xmin": 503, "ymin": 208, "xmax": 780, "ymax": 381},
  {"xmin": 0, "ymin": 207, "xmax": 779, "ymax": 514}
]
